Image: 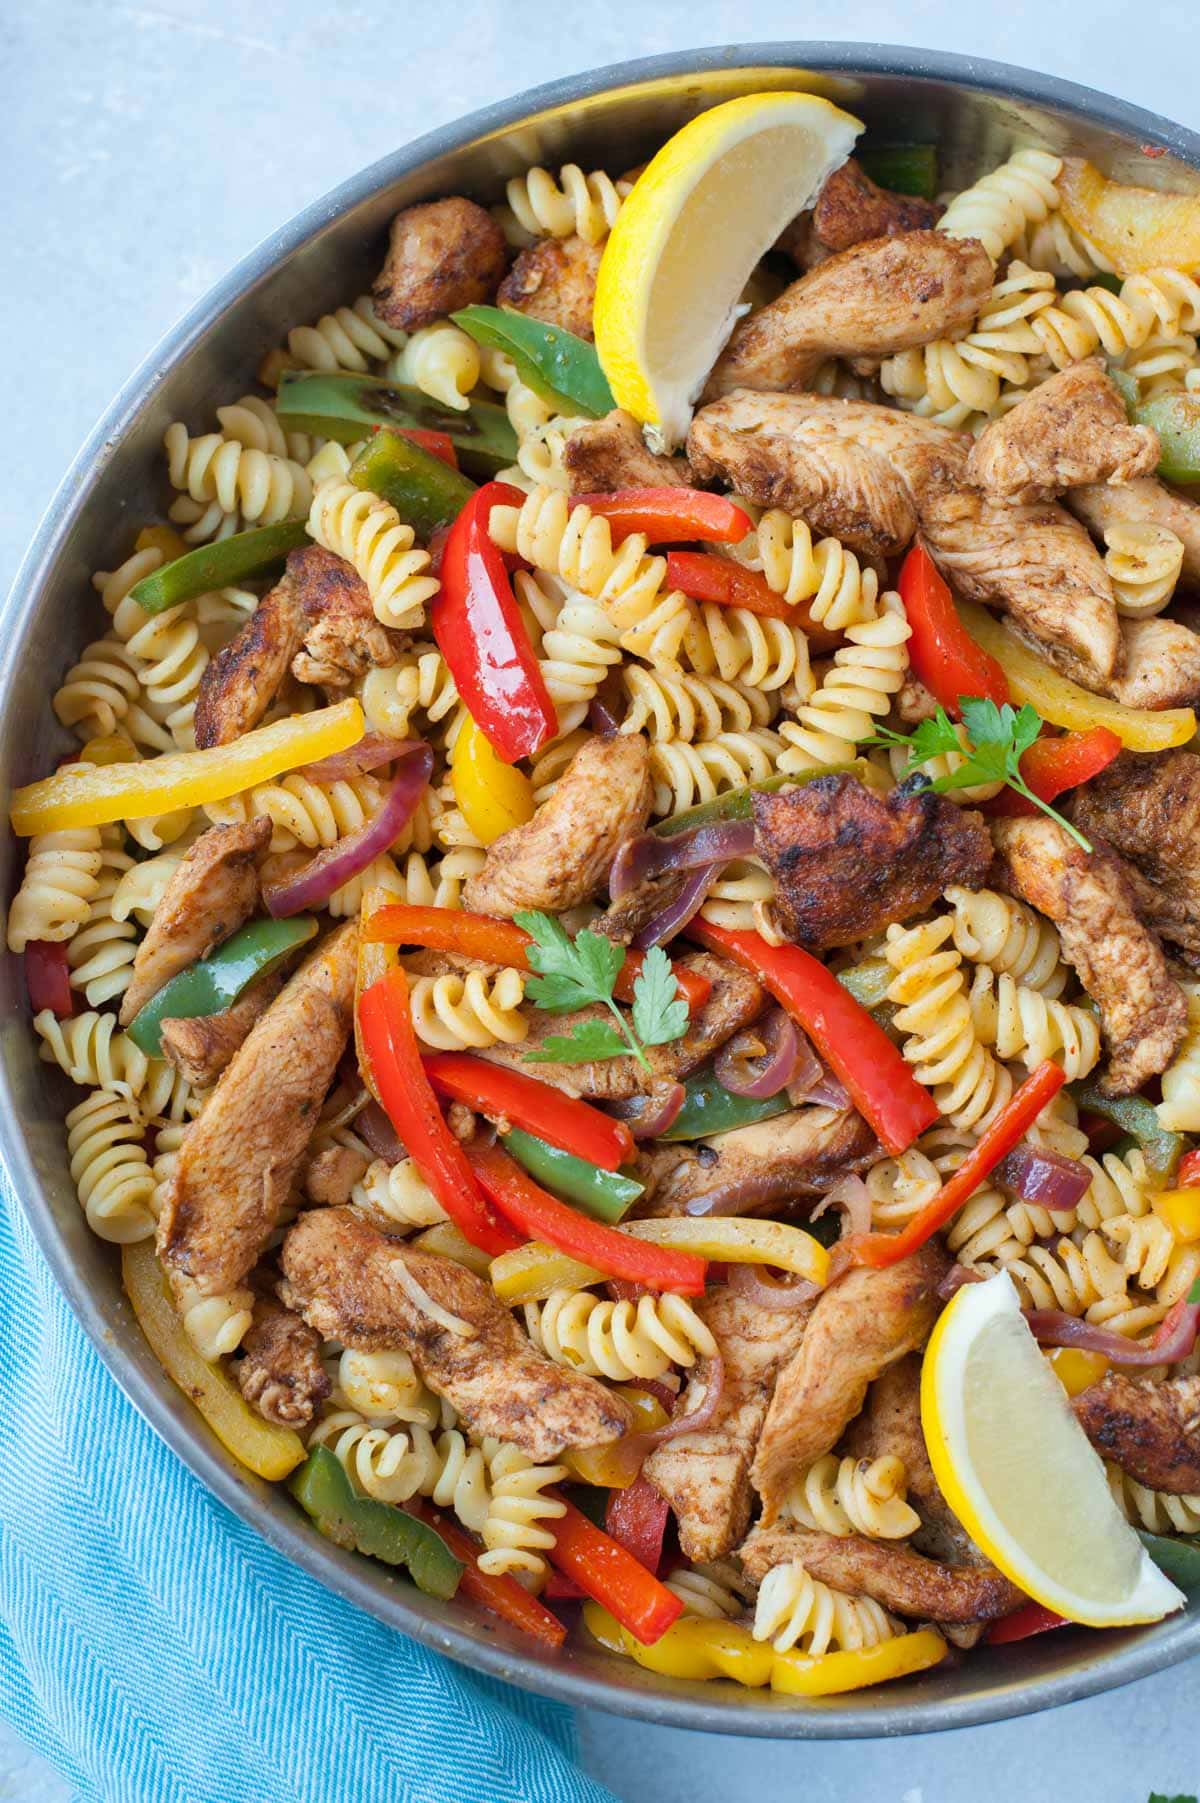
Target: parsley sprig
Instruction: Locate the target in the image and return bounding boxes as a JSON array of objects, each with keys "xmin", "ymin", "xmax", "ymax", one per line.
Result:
[
  {"xmin": 868, "ymin": 698, "xmax": 1093, "ymax": 853},
  {"xmin": 514, "ymin": 910, "xmax": 688, "ymax": 1068}
]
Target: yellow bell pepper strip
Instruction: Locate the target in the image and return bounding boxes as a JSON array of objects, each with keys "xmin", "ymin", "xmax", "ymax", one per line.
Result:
[
  {"xmin": 563, "ymin": 1387, "xmax": 672, "ymax": 1488},
  {"xmin": 411, "ymin": 1221, "xmax": 495, "ymax": 1278},
  {"xmin": 348, "ymin": 428, "xmax": 476, "ymax": 539},
  {"xmin": 488, "ymin": 1215, "xmax": 829, "ymax": 1305},
  {"xmin": 133, "ymin": 524, "xmax": 189, "ymax": 563},
  {"xmin": 955, "ymin": 597, "xmax": 1196, "ymax": 750},
  {"xmin": 453, "ymin": 305, "xmax": 615, "ymax": 418},
  {"xmin": 546, "ymin": 1496, "xmax": 683, "ymax": 1643},
  {"xmin": 275, "ymin": 370, "xmax": 518, "ymax": 475},
  {"xmin": 128, "ymin": 519, "xmax": 310, "ymax": 616},
  {"xmin": 450, "ymin": 714, "xmax": 536, "ymax": 843},
  {"xmin": 290, "ymin": 1447, "xmax": 463, "ymax": 1600},
  {"xmin": 768, "ymin": 1630, "xmax": 949, "ymax": 1696},
  {"xmin": 11, "ymin": 698, "xmax": 365, "ymax": 836},
  {"xmin": 1153, "ymin": 1188, "xmax": 1200, "ymax": 1243},
  {"xmin": 1046, "ymin": 1346, "xmax": 1111, "ymax": 1397},
  {"xmin": 122, "ymin": 1242, "xmax": 305, "ymax": 1481},
  {"xmin": 1058, "ymin": 156, "xmax": 1200, "ymax": 275}
]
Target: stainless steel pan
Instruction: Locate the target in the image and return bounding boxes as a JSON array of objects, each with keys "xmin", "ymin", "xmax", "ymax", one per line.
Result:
[{"xmin": 6, "ymin": 43, "xmax": 1199, "ymax": 1738}]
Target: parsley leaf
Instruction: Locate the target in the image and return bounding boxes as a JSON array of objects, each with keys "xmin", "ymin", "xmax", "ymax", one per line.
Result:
[
  {"xmin": 1188, "ymin": 1276, "xmax": 1200, "ymax": 1305},
  {"xmin": 1148, "ymin": 1793, "xmax": 1198, "ymax": 1802},
  {"xmin": 867, "ymin": 701, "xmax": 1093, "ymax": 852},
  {"xmin": 514, "ymin": 911, "xmax": 689, "ymax": 1068}
]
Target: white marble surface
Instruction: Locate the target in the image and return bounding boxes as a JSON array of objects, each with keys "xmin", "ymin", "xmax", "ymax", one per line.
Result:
[{"xmin": 3, "ymin": 2, "xmax": 1200, "ymax": 1798}]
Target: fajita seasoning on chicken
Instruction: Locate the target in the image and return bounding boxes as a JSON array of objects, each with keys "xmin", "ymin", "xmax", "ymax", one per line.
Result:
[{"xmin": 18, "ymin": 92, "xmax": 1200, "ymax": 1686}]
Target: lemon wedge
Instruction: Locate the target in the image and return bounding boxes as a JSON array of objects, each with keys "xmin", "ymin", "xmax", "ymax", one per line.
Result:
[
  {"xmin": 593, "ymin": 91, "xmax": 862, "ymax": 450},
  {"xmin": 921, "ymin": 1272, "xmax": 1185, "ymax": 1627}
]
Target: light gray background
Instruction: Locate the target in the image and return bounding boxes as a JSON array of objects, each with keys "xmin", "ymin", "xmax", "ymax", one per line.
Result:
[{"xmin": 2, "ymin": 3, "xmax": 1197, "ymax": 1799}]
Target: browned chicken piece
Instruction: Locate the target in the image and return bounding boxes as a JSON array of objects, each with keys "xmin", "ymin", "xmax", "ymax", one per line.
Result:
[
  {"xmin": 1108, "ymin": 616, "xmax": 1200, "ymax": 710},
  {"xmin": 302, "ymin": 1141, "xmax": 371, "ymax": 1208},
  {"xmin": 894, "ymin": 674, "xmax": 940, "ymax": 726},
  {"xmin": 235, "ymin": 1295, "xmax": 330, "ymax": 1429},
  {"xmin": 705, "ymin": 232, "xmax": 993, "ymax": 400},
  {"xmin": 157, "ymin": 922, "xmax": 359, "ymax": 1297},
  {"xmin": 371, "ymin": 197, "xmax": 507, "ymax": 333},
  {"xmin": 159, "ymin": 971, "xmax": 282, "ymax": 1088},
  {"xmin": 753, "ymin": 775, "xmax": 992, "ymax": 951},
  {"xmin": 463, "ymin": 733, "xmax": 652, "ymax": 916},
  {"xmin": 1070, "ymin": 476, "xmax": 1200, "ymax": 588},
  {"xmin": 287, "ymin": 547, "xmax": 406, "ymax": 691},
  {"xmin": 563, "ymin": 409, "xmax": 695, "ymax": 495},
  {"xmin": 644, "ymin": 1283, "xmax": 812, "ymax": 1561},
  {"xmin": 752, "ymin": 1243, "xmax": 947, "ymax": 1522},
  {"xmin": 194, "ymin": 577, "xmax": 303, "ymax": 749},
  {"xmin": 119, "ymin": 818, "xmax": 269, "ymax": 1025},
  {"xmin": 991, "ymin": 815, "xmax": 1187, "ymax": 1094},
  {"xmin": 1070, "ymin": 751, "xmax": 1200, "ymax": 967},
  {"xmin": 740, "ymin": 1524, "xmax": 1023, "ymax": 1623},
  {"xmin": 279, "ymin": 1207, "xmax": 630, "ymax": 1460},
  {"xmin": 805, "ymin": 157, "xmax": 941, "ymax": 258},
  {"xmin": 966, "ymin": 360, "xmax": 1159, "ymax": 502},
  {"xmin": 690, "ymin": 393, "xmax": 1122, "ymax": 687},
  {"xmin": 497, "ymin": 234, "xmax": 601, "ymax": 341},
  {"xmin": 1074, "ymin": 1373, "xmax": 1200, "ymax": 1493},
  {"xmin": 637, "ymin": 1107, "xmax": 876, "ymax": 1219}
]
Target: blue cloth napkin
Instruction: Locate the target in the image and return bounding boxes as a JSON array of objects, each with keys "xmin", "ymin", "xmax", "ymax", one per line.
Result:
[{"xmin": 0, "ymin": 1176, "xmax": 618, "ymax": 1803}]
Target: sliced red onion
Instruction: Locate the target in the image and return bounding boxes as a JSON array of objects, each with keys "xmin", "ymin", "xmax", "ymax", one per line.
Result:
[
  {"xmin": 996, "ymin": 1146, "xmax": 1091, "ymax": 1212},
  {"xmin": 727, "ymin": 1263, "xmax": 818, "ymax": 1310},
  {"xmin": 264, "ymin": 743, "xmax": 433, "ymax": 918},
  {"xmin": 685, "ymin": 1168, "xmax": 807, "ymax": 1218},
  {"xmin": 622, "ymin": 1376, "xmax": 678, "ymax": 1409},
  {"xmin": 587, "ymin": 697, "xmax": 619, "ymax": 738},
  {"xmin": 607, "ymin": 1083, "xmax": 686, "ymax": 1141},
  {"xmin": 357, "ymin": 1100, "xmax": 405, "ymax": 1164},
  {"xmin": 938, "ymin": 1264, "xmax": 986, "ymax": 1300},
  {"xmin": 610, "ymin": 820, "xmax": 755, "ymax": 899},
  {"xmin": 300, "ymin": 733, "xmax": 419, "ymax": 784},
  {"xmin": 632, "ymin": 1355, "xmax": 726, "ymax": 1450},
  {"xmin": 810, "ymin": 1172, "xmax": 871, "ymax": 1239},
  {"xmin": 716, "ymin": 1008, "xmax": 816, "ymax": 1100},
  {"xmin": 634, "ymin": 863, "xmax": 721, "ymax": 949},
  {"xmin": 792, "ymin": 1070, "xmax": 852, "ymax": 1111},
  {"xmin": 1025, "ymin": 1301, "xmax": 1200, "ymax": 1367}
]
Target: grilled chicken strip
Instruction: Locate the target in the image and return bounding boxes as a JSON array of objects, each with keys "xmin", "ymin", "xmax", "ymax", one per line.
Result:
[
  {"xmin": 689, "ymin": 391, "xmax": 1121, "ymax": 687},
  {"xmin": 1070, "ymin": 751, "xmax": 1200, "ymax": 967},
  {"xmin": 740, "ymin": 1524, "xmax": 1023, "ymax": 1623},
  {"xmin": 966, "ymin": 359, "xmax": 1159, "ymax": 503},
  {"xmin": 754, "ymin": 775, "xmax": 992, "ymax": 951},
  {"xmin": 637, "ymin": 1107, "xmax": 877, "ymax": 1219},
  {"xmin": 497, "ymin": 234, "xmax": 601, "ymax": 341},
  {"xmin": 119, "ymin": 818, "xmax": 269, "ymax": 1025},
  {"xmin": 1109, "ymin": 616, "xmax": 1200, "ymax": 711},
  {"xmin": 1069, "ymin": 476, "xmax": 1200, "ymax": 587},
  {"xmin": 644, "ymin": 1283, "xmax": 812, "ymax": 1562},
  {"xmin": 302, "ymin": 1142, "xmax": 371, "ymax": 1208},
  {"xmin": 705, "ymin": 232, "xmax": 992, "ymax": 399},
  {"xmin": 563, "ymin": 409, "xmax": 694, "ymax": 495},
  {"xmin": 991, "ymin": 815, "xmax": 1187, "ymax": 1094},
  {"xmin": 372, "ymin": 196, "xmax": 507, "ymax": 332},
  {"xmin": 1074, "ymin": 1374, "xmax": 1200, "ymax": 1493},
  {"xmin": 752, "ymin": 1243, "xmax": 947, "ymax": 1522},
  {"xmin": 235, "ymin": 1295, "xmax": 330, "ymax": 1429},
  {"xmin": 279, "ymin": 1207, "xmax": 630, "ymax": 1461},
  {"xmin": 288, "ymin": 546, "xmax": 407, "ymax": 691},
  {"xmin": 157, "ymin": 922, "xmax": 359, "ymax": 1296},
  {"xmin": 159, "ymin": 970, "xmax": 282, "ymax": 1089},
  {"xmin": 779, "ymin": 158, "xmax": 941, "ymax": 269},
  {"xmin": 463, "ymin": 732, "xmax": 652, "ymax": 916}
]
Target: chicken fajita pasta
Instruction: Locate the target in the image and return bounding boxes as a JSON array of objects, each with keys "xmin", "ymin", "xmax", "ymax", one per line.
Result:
[{"xmin": 16, "ymin": 89, "xmax": 1200, "ymax": 1692}]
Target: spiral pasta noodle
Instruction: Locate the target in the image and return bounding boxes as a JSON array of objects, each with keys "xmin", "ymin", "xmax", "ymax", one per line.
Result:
[
  {"xmin": 333, "ymin": 1349, "xmax": 439, "ymax": 1428},
  {"xmin": 496, "ymin": 163, "xmax": 625, "ymax": 246},
  {"xmin": 727, "ymin": 508, "xmax": 880, "ymax": 631},
  {"xmin": 938, "ymin": 147, "xmax": 1064, "ymax": 262},
  {"xmin": 665, "ymin": 1562, "xmax": 756, "ymax": 1621},
  {"xmin": 648, "ymin": 730, "xmax": 784, "ymax": 817},
  {"xmin": 753, "ymin": 1561, "xmax": 898, "ymax": 1656},
  {"xmin": 206, "ymin": 771, "xmax": 389, "ymax": 853},
  {"xmin": 980, "ymin": 1231, "xmax": 1166, "ymax": 1337},
  {"xmin": 216, "ymin": 392, "xmax": 318, "ymax": 465},
  {"xmin": 65, "ymin": 829, "xmax": 138, "ymax": 1007},
  {"xmin": 1102, "ymin": 522, "xmax": 1185, "ymax": 619},
  {"xmin": 1117, "ymin": 331, "xmax": 1199, "ymax": 398},
  {"xmin": 1012, "ymin": 212, "xmax": 1114, "ymax": 281},
  {"xmin": 783, "ymin": 1455, "xmax": 921, "ymax": 1540},
  {"xmin": 1074, "ymin": 1147, "xmax": 1160, "ymax": 1229},
  {"xmin": 1104, "ymin": 1211, "xmax": 1200, "ymax": 1306},
  {"xmin": 386, "ymin": 321, "xmax": 481, "ymax": 411},
  {"xmin": 53, "ymin": 638, "xmax": 170, "ymax": 750},
  {"xmin": 7, "ymin": 823, "xmax": 103, "ymax": 951},
  {"xmin": 164, "ymin": 423, "xmax": 313, "ymax": 527},
  {"xmin": 478, "ymin": 1442, "xmax": 567, "ymax": 1585},
  {"xmin": 509, "ymin": 414, "xmax": 592, "ymax": 492},
  {"xmin": 354, "ymin": 1156, "xmax": 449, "ymax": 1230},
  {"xmin": 680, "ymin": 604, "xmax": 812, "ymax": 692},
  {"xmin": 698, "ymin": 858, "xmax": 778, "ymax": 936},
  {"xmin": 65, "ymin": 1088, "xmax": 158, "ymax": 1244},
  {"xmin": 1107, "ymin": 1464, "xmax": 1200, "ymax": 1535},
  {"xmin": 879, "ymin": 262, "xmax": 1056, "ymax": 424},
  {"xmin": 173, "ymin": 1273, "xmax": 254, "ymax": 1362},
  {"xmin": 260, "ymin": 293, "xmax": 407, "ymax": 386},
  {"xmin": 884, "ymin": 917, "xmax": 1012, "ymax": 1132},
  {"xmin": 123, "ymin": 603, "xmax": 210, "ymax": 748},
  {"xmin": 619, "ymin": 665, "xmax": 775, "ymax": 742},
  {"xmin": 36, "ymin": 1008, "xmax": 161, "ymax": 1104},
  {"xmin": 308, "ymin": 478, "xmax": 438, "ymax": 630},
  {"xmin": 943, "ymin": 1182, "xmax": 1044, "ymax": 1267},
  {"xmin": 533, "ymin": 592, "xmax": 624, "ymax": 715},
  {"xmin": 524, "ymin": 1289, "xmax": 717, "ymax": 1382},
  {"xmin": 1158, "ymin": 981, "xmax": 1200, "ymax": 1131},
  {"xmin": 407, "ymin": 966, "xmax": 527, "ymax": 1051},
  {"xmin": 777, "ymin": 594, "xmax": 910, "ymax": 772},
  {"xmin": 966, "ymin": 965, "xmax": 1102, "ymax": 1080},
  {"xmin": 943, "ymin": 886, "xmax": 1068, "ymax": 997},
  {"xmin": 360, "ymin": 645, "xmax": 458, "ymax": 738},
  {"xmin": 310, "ymin": 1412, "xmax": 493, "ymax": 1531},
  {"xmin": 1029, "ymin": 268, "xmax": 1200, "ymax": 370}
]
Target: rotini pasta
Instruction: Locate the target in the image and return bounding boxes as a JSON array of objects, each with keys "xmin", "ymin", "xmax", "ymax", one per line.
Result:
[
  {"xmin": 782, "ymin": 1455, "xmax": 921, "ymax": 1540},
  {"xmin": 407, "ymin": 966, "xmax": 527, "ymax": 1051},
  {"xmin": 1029, "ymin": 268, "xmax": 1200, "ymax": 370},
  {"xmin": 523, "ymin": 1289, "xmax": 717, "ymax": 1382},
  {"xmin": 777, "ymin": 594, "xmax": 910, "ymax": 771},
  {"xmin": 665, "ymin": 1561, "xmax": 755, "ymax": 1620},
  {"xmin": 65, "ymin": 828, "xmax": 138, "ymax": 1007},
  {"xmin": 1107, "ymin": 1464, "xmax": 1200, "ymax": 1535},
  {"xmin": 477, "ymin": 1442, "xmax": 567, "ymax": 1586},
  {"xmin": 726, "ymin": 507, "xmax": 880, "ymax": 631},
  {"xmin": 65, "ymin": 1087, "xmax": 158, "ymax": 1243},
  {"xmin": 36, "ymin": 1008, "xmax": 163, "ymax": 1105},
  {"xmin": 648, "ymin": 730, "xmax": 784, "ymax": 817},
  {"xmin": 333, "ymin": 1349, "xmax": 439, "ymax": 1427},
  {"xmin": 385, "ymin": 320, "xmax": 481, "ymax": 411},
  {"xmin": 966, "ymin": 965, "xmax": 1102, "ymax": 1080},
  {"xmin": 310, "ymin": 1412, "xmax": 493, "ymax": 1531},
  {"xmin": 1103, "ymin": 522, "xmax": 1185, "ymax": 619},
  {"xmin": 1104, "ymin": 1211, "xmax": 1200, "ymax": 1306},
  {"xmin": 216, "ymin": 392, "xmax": 319, "ymax": 466},
  {"xmin": 943, "ymin": 885, "xmax": 1068, "ymax": 997},
  {"xmin": 164, "ymin": 423, "xmax": 313, "ymax": 527},
  {"xmin": 496, "ymin": 163, "xmax": 625, "ymax": 246},
  {"xmin": 353, "ymin": 1156, "xmax": 449, "ymax": 1230},
  {"xmin": 173, "ymin": 1273, "xmax": 254, "ymax": 1363},
  {"xmin": 619, "ymin": 664, "xmax": 775, "ymax": 742},
  {"xmin": 884, "ymin": 917, "xmax": 1012, "ymax": 1132},
  {"xmin": 938, "ymin": 147, "xmax": 1064, "ymax": 262},
  {"xmin": 879, "ymin": 262, "xmax": 1056, "ymax": 425},
  {"xmin": 259, "ymin": 293, "xmax": 407, "ymax": 385},
  {"xmin": 7, "ymin": 822, "xmax": 102, "ymax": 951},
  {"xmin": 753, "ymin": 1561, "xmax": 898, "ymax": 1656},
  {"xmin": 205, "ymin": 771, "xmax": 389, "ymax": 853},
  {"xmin": 360, "ymin": 645, "xmax": 458, "ymax": 738},
  {"xmin": 1158, "ymin": 979, "xmax": 1200, "ymax": 1131},
  {"xmin": 307, "ymin": 477, "xmax": 438, "ymax": 630}
]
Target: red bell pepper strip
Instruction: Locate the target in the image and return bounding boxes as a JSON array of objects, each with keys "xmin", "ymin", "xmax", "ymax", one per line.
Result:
[
  {"xmin": 570, "ymin": 488, "xmax": 753, "ymax": 546},
  {"xmin": 362, "ymin": 903, "xmax": 712, "ymax": 1017},
  {"xmin": 357, "ymin": 969, "xmax": 520, "ymax": 1257},
  {"xmin": 542, "ymin": 1569, "xmax": 587, "ymax": 1600},
  {"xmin": 665, "ymin": 551, "xmax": 841, "ymax": 649},
  {"xmin": 545, "ymin": 1493, "xmax": 683, "ymax": 1644},
  {"xmin": 688, "ymin": 921, "xmax": 938, "ymax": 1156},
  {"xmin": 24, "ymin": 941, "xmax": 73, "ymax": 1016},
  {"xmin": 604, "ymin": 1476, "xmax": 671, "ymax": 1576},
  {"xmin": 431, "ymin": 481, "xmax": 556, "ymax": 764},
  {"xmin": 415, "ymin": 1503, "xmax": 567, "ymax": 1647},
  {"xmin": 1178, "ymin": 1148, "xmax": 1200, "ymax": 1189},
  {"xmin": 843, "ymin": 1060, "xmax": 1067, "ymax": 1270},
  {"xmin": 423, "ymin": 1052, "xmax": 635, "ymax": 1170},
  {"xmin": 985, "ymin": 1601, "xmax": 1068, "ymax": 1644},
  {"xmin": 465, "ymin": 1140, "xmax": 707, "ymax": 1294},
  {"xmin": 395, "ymin": 427, "xmax": 458, "ymax": 469},
  {"xmin": 898, "ymin": 545, "xmax": 1009, "ymax": 715},
  {"xmin": 987, "ymin": 726, "xmax": 1123, "ymax": 818}
]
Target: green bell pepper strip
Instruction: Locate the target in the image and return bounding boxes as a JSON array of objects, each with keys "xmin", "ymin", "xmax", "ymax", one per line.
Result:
[
  {"xmin": 1069, "ymin": 1081, "xmax": 1185, "ymax": 1179},
  {"xmin": 290, "ymin": 1446, "xmax": 463, "ymax": 1599},
  {"xmin": 1137, "ymin": 1529, "xmax": 1200, "ymax": 1591},
  {"xmin": 658, "ymin": 1067, "xmax": 791, "ymax": 1141},
  {"xmin": 857, "ymin": 144, "xmax": 938, "ymax": 200},
  {"xmin": 1111, "ymin": 369, "xmax": 1200, "ymax": 483},
  {"xmin": 125, "ymin": 915, "xmax": 318, "ymax": 1056},
  {"xmin": 653, "ymin": 764, "xmax": 865, "ymax": 839},
  {"xmin": 348, "ymin": 430, "xmax": 476, "ymax": 538},
  {"xmin": 837, "ymin": 959, "xmax": 892, "ymax": 1011},
  {"xmin": 501, "ymin": 1125, "xmax": 644, "ymax": 1224},
  {"xmin": 128, "ymin": 520, "xmax": 310, "ymax": 617},
  {"xmin": 275, "ymin": 371, "xmax": 517, "ymax": 476},
  {"xmin": 452, "ymin": 305, "xmax": 615, "ymax": 419}
]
